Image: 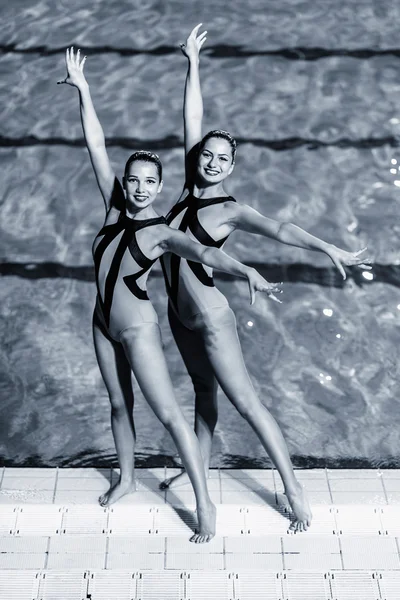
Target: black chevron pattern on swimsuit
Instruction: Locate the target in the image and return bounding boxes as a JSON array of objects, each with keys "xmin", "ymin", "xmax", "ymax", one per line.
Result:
[
  {"xmin": 93, "ymin": 215, "xmax": 165, "ymax": 327},
  {"xmin": 162, "ymin": 193, "xmax": 236, "ymax": 311}
]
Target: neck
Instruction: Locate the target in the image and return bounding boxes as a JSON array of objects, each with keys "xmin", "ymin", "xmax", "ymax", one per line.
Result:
[
  {"xmin": 193, "ymin": 180, "xmax": 227, "ymax": 199},
  {"xmin": 125, "ymin": 202, "xmax": 158, "ymax": 220}
]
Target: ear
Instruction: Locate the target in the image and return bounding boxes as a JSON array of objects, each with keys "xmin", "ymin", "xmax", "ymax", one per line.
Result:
[
  {"xmin": 228, "ymin": 162, "xmax": 235, "ymax": 175},
  {"xmin": 157, "ymin": 180, "xmax": 164, "ymax": 194}
]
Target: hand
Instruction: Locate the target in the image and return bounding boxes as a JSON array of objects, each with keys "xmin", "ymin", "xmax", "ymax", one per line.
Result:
[
  {"xmin": 325, "ymin": 245, "xmax": 372, "ymax": 280},
  {"xmin": 57, "ymin": 47, "xmax": 87, "ymax": 88},
  {"xmin": 246, "ymin": 268, "xmax": 283, "ymax": 305},
  {"xmin": 180, "ymin": 23, "xmax": 207, "ymax": 61}
]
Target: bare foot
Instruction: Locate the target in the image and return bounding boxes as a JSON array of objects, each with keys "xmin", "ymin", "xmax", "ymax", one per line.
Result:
[
  {"xmin": 284, "ymin": 482, "xmax": 312, "ymax": 532},
  {"xmin": 190, "ymin": 500, "xmax": 216, "ymax": 543},
  {"xmin": 98, "ymin": 479, "xmax": 137, "ymax": 507},
  {"xmin": 160, "ymin": 469, "xmax": 191, "ymax": 489}
]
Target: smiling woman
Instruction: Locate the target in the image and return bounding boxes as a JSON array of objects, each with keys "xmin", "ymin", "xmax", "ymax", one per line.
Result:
[{"xmin": 56, "ymin": 46, "xmax": 279, "ymax": 543}]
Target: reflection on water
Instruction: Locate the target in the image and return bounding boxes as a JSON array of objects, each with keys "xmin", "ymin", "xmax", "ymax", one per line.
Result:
[{"xmin": 1, "ymin": 0, "xmax": 400, "ymax": 467}]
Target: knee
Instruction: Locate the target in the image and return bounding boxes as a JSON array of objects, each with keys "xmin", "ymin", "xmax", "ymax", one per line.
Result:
[
  {"xmin": 109, "ymin": 394, "xmax": 129, "ymax": 418},
  {"xmin": 233, "ymin": 395, "xmax": 261, "ymax": 421}
]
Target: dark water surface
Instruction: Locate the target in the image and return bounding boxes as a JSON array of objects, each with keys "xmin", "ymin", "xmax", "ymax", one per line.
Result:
[{"xmin": 1, "ymin": 0, "xmax": 400, "ymax": 467}]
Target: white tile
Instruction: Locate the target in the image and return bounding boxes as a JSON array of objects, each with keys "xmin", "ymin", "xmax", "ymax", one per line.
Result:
[
  {"xmin": 37, "ymin": 571, "xmax": 89, "ymax": 600},
  {"xmin": 15, "ymin": 506, "xmax": 63, "ymax": 535},
  {"xmin": 275, "ymin": 479, "xmax": 329, "ymax": 492},
  {"xmin": 340, "ymin": 536, "xmax": 397, "ymax": 554},
  {"xmin": 294, "ymin": 469, "xmax": 328, "ymax": 480},
  {"xmin": 108, "ymin": 536, "xmax": 164, "ymax": 554},
  {"xmin": 0, "ymin": 570, "xmax": 40, "ymax": 599},
  {"xmin": 220, "ymin": 478, "xmax": 269, "ymax": 491},
  {"xmin": 379, "ymin": 470, "xmax": 400, "ymax": 479},
  {"xmin": 49, "ymin": 535, "xmax": 107, "ymax": 554},
  {"xmin": 384, "ymin": 479, "xmax": 400, "ymax": 492},
  {"xmin": 114, "ymin": 491, "xmax": 166, "ymax": 505},
  {"xmin": 282, "ymin": 572, "xmax": 332, "ymax": 599},
  {"xmin": 377, "ymin": 571, "xmax": 400, "ymax": 600},
  {"xmin": 108, "ymin": 506, "xmax": 154, "ymax": 536},
  {"xmin": 47, "ymin": 552, "xmax": 105, "ymax": 569},
  {"xmin": 107, "ymin": 553, "xmax": 164, "ymax": 570},
  {"xmin": 331, "ymin": 491, "xmax": 387, "ymax": 505},
  {"xmin": 0, "ymin": 490, "xmax": 54, "ymax": 504},
  {"xmin": 342, "ymin": 553, "xmax": 400, "ymax": 570},
  {"xmin": 0, "ymin": 506, "xmax": 18, "ymax": 534},
  {"xmin": 221, "ymin": 491, "xmax": 268, "ymax": 505},
  {"xmin": 234, "ymin": 571, "xmax": 282, "ymax": 600},
  {"xmin": 53, "ymin": 490, "xmax": 104, "ymax": 504},
  {"xmin": 329, "ymin": 571, "xmax": 381, "ymax": 600},
  {"xmin": 136, "ymin": 571, "xmax": 185, "ymax": 600},
  {"xmin": 244, "ymin": 505, "xmax": 292, "ymax": 535},
  {"xmin": 57, "ymin": 468, "xmax": 110, "ymax": 479},
  {"xmin": 152, "ymin": 506, "xmax": 197, "ymax": 537},
  {"xmin": 0, "ymin": 536, "xmax": 48, "ymax": 553},
  {"xmin": 87, "ymin": 571, "xmax": 136, "ymax": 600},
  {"xmin": 386, "ymin": 492, "xmax": 400, "ymax": 505},
  {"xmin": 335, "ymin": 506, "xmax": 383, "ymax": 535},
  {"xmin": 167, "ymin": 535, "xmax": 223, "ymax": 554},
  {"xmin": 0, "ymin": 553, "xmax": 46, "ymax": 569},
  {"xmin": 226, "ymin": 552, "xmax": 283, "ymax": 570},
  {"xmin": 284, "ymin": 552, "xmax": 342, "ymax": 570},
  {"xmin": 60, "ymin": 505, "xmax": 108, "ymax": 535},
  {"xmin": 220, "ymin": 469, "xmax": 274, "ymax": 480},
  {"xmin": 225, "ymin": 536, "xmax": 282, "ymax": 553},
  {"xmin": 113, "ymin": 468, "xmax": 165, "ymax": 480},
  {"xmin": 283, "ymin": 534, "xmax": 340, "ymax": 554},
  {"xmin": 216, "ymin": 506, "xmax": 247, "ymax": 536},
  {"xmin": 327, "ymin": 469, "xmax": 381, "ymax": 479},
  {"xmin": 3, "ymin": 468, "xmax": 57, "ymax": 478},
  {"xmin": 166, "ymin": 552, "xmax": 224, "ymax": 569},
  {"xmin": 377, "ymin": 506, "xmax": 400, "ymax": 535},
  {"xmin": 165, "ymin": 490, "xmax": 196, "ymax": 507},
  {"xmin": 1, "ymin": 475, "xmax": 56, "ymax": 491},
  {"xmin": 329, "ymin": 478, "xmax": 384, "ymax": 492},
  {"xmin": 307, "ymin": 491, "xmax": 333, "ymax": 504},
  {"xmin": 56, "ymin": 477, "xmax": 110, "ymax": 491},
  {"xmin": 185, "ymin": 571, "xmax": 234, "ymax": 599}
]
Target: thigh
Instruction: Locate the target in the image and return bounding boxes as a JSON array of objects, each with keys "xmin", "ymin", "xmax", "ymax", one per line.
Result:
[
  {"xmin": 120, "ymin": 322, "xmax": 184, "ymax": 423},
  {"xmin": 194, "ymin": 307, "xmax": 257, "ymax": 404},
  {"xmin": 93, "ymin": 312, "xmax": 134, "ymax": 405},
  {"xmin": 168, "ymin": 303, "xmax": 217, "ymax": 394}
]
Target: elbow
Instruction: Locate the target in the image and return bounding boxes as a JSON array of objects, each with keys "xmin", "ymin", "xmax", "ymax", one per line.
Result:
[
  {"xmin": 200, "ymin": 246, "xmax": 216, "ymax": 266},
  {"xmin": 276, "ymin": 221, "xmax": 293, "ymax": 243}
]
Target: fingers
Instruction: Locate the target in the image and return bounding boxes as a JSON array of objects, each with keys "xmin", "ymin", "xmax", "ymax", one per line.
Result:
[
  {"xmin": 269, "ymin": 293, "xmax": 282, "ymax": 304},
  {"xmin": 80, "ymin": 55, "xmax": 87, "ymax": 71},
  {"xmin": 333, "ymin": 258, "xmax": 346, "ymax": 280},
  {"xmin": 355, "ymin": 246, "xmax": 368, "ymax": 255},
  {"xmin": 191, "ymin": 23, "xmax": 203, "ymax": 37}
]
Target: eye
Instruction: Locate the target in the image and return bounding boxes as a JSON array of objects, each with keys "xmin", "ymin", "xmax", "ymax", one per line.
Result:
[
  {"xmin": 146, "ymin": 179, "xmax": 156, "ymax": 184},
  {"xmin": 220, "ymin": 156, "xmax": 228, "ymax": 162}
]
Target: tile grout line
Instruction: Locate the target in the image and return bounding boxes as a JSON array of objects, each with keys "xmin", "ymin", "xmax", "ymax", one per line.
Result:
[
  {"xmin": 52, "ymin": 467, "xmax": 59, "ymax": 504},
  {"xmin": 381, "ymin": 472, "xmax": 390, "ymax": 506}
]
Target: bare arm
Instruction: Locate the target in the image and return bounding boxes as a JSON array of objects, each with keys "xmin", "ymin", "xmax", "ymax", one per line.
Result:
[
  {"xmin": 180, "ymin": 25, "xmax": 207, "ymax": 180},
  {"xmin": 58, "ymin": 48, "xmax": 115, "ymax": 210},
  {"xmin": 158, "ymin": 227, "xmax": 282, "ymax": 304},
  {"xmin": 231, "ymin": 203, "xmax": 371, "ymax": 279}
]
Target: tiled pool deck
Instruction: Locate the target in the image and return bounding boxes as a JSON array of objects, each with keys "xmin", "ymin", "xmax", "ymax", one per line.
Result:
[{"xmin": 1, "ymin": 467, "xmax": 400, "ymax": 599}]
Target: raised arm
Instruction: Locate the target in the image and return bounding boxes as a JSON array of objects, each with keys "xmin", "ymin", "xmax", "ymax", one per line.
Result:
[
  {"xmin": 229, "ymin": 203, "xmax": 372, "ymax": 280},
  {"xmin": 58, "ymin": 47, "xmax": 115, "ymax": 210},
  {"xmin": 180, "ymin": 25, "xmax": 207, "ymax": 179},
  {"xmin": 159, "ymin": 227, "xmax": 282, "ymax": 305}
]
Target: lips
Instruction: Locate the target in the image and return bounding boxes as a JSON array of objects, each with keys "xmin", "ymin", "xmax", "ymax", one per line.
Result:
[
  {"xmin": 204, "ymin": 168, "xmax": 219, "ymax": 176},
  {"xmin": 134, "ymin": 195, "xmax": 148, "ymax": 201}
]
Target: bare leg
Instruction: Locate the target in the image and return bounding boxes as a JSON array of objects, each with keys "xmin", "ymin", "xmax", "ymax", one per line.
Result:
[
  {"xmin": 192, "ymin": 306, "xmax": 312, "ymax": 532},
  {"xmin": 93, "ymin": 316, "xmax": 137, "ymax": 506},
  {"xmin": 161, "ymin": 304, "xmax": 218, "ymax": 489},
  {"xmin": 120, "ymin": 322, "xmax": 216, "ymax": 543}
]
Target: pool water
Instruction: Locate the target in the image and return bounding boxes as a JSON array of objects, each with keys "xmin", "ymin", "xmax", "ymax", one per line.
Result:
[{"xmin": 0, "ymin": 0, "xmax": 399, "ymax": 467}]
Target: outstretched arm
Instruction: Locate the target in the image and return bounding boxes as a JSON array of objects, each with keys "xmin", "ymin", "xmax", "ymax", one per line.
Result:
[
  {"xmin": 58, "ymin": 47, "xmax": 115, "ymax": 210},
  {"xmin": 230, "ymin": 203, "xmax": 372, "ymax": 280},
  {"xmin": 159, "ymin": 227, "xmax": 282, "ymax": 305},
  {"xmin": 180, "ymin": 25, "xmax": 207, "ymax": 180}
]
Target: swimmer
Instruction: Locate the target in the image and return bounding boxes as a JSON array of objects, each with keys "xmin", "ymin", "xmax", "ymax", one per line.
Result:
[
  {"xmin": 58, "ymin": 47, "xmax": 277, "ymax": 542},
  {"xmin": 159, "ymin": 25, "xmax": 372, "ymax": 532}
]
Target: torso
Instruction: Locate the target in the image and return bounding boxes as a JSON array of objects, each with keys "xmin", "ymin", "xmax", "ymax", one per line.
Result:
[
  {"xmin": 160, "ymin": 190, "xmax": 236, "ymax": 322},
  {"xmin": 92, "ymin": 179, "xmax": 166, "ymax": 341}
]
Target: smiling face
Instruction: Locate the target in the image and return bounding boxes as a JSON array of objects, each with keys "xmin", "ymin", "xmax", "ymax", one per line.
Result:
[
  {"xmin": 123, "ymin": 161, "xmax": 163, "ymax": 209},
  {"xmin": 197, "ymin": 136, "xmax": 235, "ymax": 185}
]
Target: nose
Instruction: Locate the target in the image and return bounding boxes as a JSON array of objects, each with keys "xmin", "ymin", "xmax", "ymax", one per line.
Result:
[
  {"xmin": 136, "ymin": 180, "xmax": 144, "ymax": 193},
  {"xmin": 207, "ymin": 155, "xmax": 217, "ymax": 168}
]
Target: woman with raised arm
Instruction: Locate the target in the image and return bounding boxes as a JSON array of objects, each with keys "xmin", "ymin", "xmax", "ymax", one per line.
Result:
[
  {"xmin": 160, "ymin": 25, "xmax": 371, "ymax": 532},
  {"xmin": 57, "ymin": 48, "xmax": 277, "ymax": 543}
]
